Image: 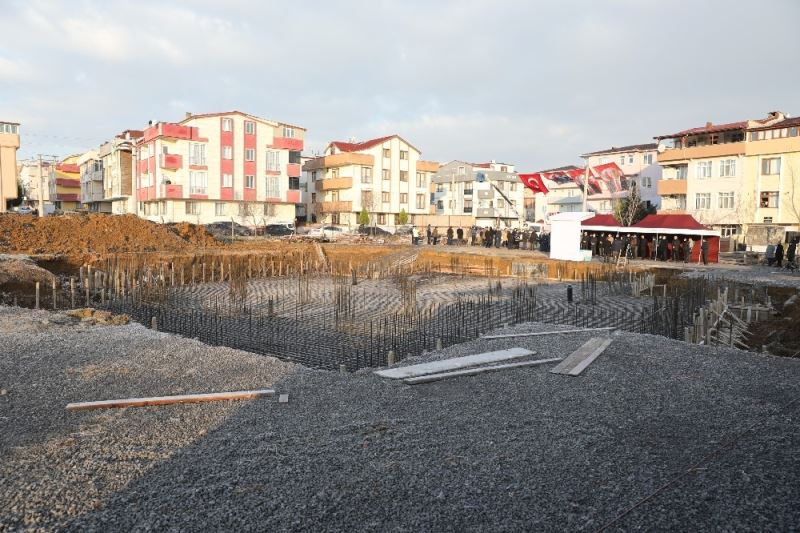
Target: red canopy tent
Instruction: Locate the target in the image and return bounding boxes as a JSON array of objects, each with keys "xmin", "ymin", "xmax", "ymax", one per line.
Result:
[{"xmin": 632, "ymin": 215, "xmax": 720, "ymax": 263}]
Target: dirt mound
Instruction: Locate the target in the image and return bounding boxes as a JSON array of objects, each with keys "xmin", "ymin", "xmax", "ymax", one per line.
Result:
[
  {"xmin": 0, "ymin": 255, "xmax": 55, "ymax": 288},
  {"xmin": 0, "ymin": 213, "xmax": 222, "ymax": 258},
  {"xmin": 747, "ymin": 294, "xmax": 800, "ymax": 357}
]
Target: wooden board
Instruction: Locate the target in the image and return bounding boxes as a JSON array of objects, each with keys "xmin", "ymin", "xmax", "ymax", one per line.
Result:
[
  {"xmin": 403, "ymin": 358, "xmax": 562, "ymax": 385},
  {"xmin": 482, "ymin": 327, "xmax": 615, "ymax": 340},
  {"xmin": 66, "ymin": 389, "xmax": 275, "ymax": 411},
  {"xmin": 374, "ymin": 347, "xmax": 535, "ymax": 379},
  {"xmin": 550, "ymin": 337, "xmax": 612, "ymax": 376}
]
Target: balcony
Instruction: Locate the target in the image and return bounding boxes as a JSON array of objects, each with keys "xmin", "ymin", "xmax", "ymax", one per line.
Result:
[
  {"xmin": 657, "ymin": 180, "xmax": 688, "ymax": 196},
  {"xmin": 319, "ymin": 201, "xmax": 352, "ymax": 212},
  {"xmin": 287, "ymin": 163, "xmax": 301, "ymax": 177},
  {"xmin": 160, "ymin": 153, "xmax": 183, "ymax": 170},
  {"xmin": 463, "ymin": 188, "xmax": 474, "ymax": 196},
  {"xmin": 270, "ymin": 136, "xmax": 304, "ymax": 151},
  {"xmin": 315, "ymin": 177, "xmax": 353, "ymax": 191},
  {"xmin": 657, "ymin": 142, "xmax": 745, "ymax": 163},
  {"xmin": 286, "ymin": 190, "xmax": 301, "ymax": 204},
  {"xmin": 463, "ymin": 207, "xmax": 473, "ymax": 214},
  {"xmin": 162, "ymin": 184, "xmax": 183, "ymax": 198},
  {"xmin": 303, "ymin": 152, "xmax": 374, "ymax": 170},
  {"xmin": 476, "ymin": 207, "xmax": 496, "ymax": 218},
  {"xmin": 417, "ymin": 160, "xmax": 439, "ymax": 172}
]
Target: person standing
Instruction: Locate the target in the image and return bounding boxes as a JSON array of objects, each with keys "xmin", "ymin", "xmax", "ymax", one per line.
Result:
[
  {"xmin": 446, "ymin": 226, "xmax": 454, "ymax": 245},
  {"xmin": 432, "ymin": 226, "xmax": 440, "ymax": 245},
  {"xmin": 471, "ymin": 226, "xmax": 478, "ymax": 246},
  {"xmin": 787, "ymin": 239, "xmax": 797, "ymax": 266},
  {"xmin": 426, "ymin": 223, "xmax": 432, "ymax": 245},
  {"xmin": 775, "ymin": 241, "xmax": 785, "ymax": 267},
  {"xmin": 701, "ymin": 238, "xmax": 709, "ymax": 265},
  {"xmin": 686, "ymin": 238, "xmax": 694, "ymax": 263}
]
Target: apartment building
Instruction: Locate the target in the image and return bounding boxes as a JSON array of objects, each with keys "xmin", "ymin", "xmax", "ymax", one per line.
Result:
[
  {"xmin": 432, "ymin": 161, "xmax": 524, "ymax": 227},
  {"xmin": 532, "ymin": 165, "xmax": 584, "ymax": 222},
  {"xmin": 581, "ymin": 143, "xmax": 661, "ymax": 209},
  {"xmin": 79, "ymin": 150, "xmax": 109, "ymax": 212},
  {"xmin": 18, "ymin": 159, "xmax": 53, "ymax": 209},
  {"xmin": 302, "ymin": 135, "xmax": 438, "ymax": 226},
  {"xmin": 135, "ymin": 111, "xmax": 304, "ymax": 225},
  {"xmin": 99, "ymin": 130, "xmax": 142, "ymax": 215},
  {"xmin": 654, "ymin": 111, "xmax": 790, "ymax": 239},
  {"xmin": 50, "ymin": 155, "xmax": 82, "ymax": 211},
  {"xmin": 0, "ymin": 121, "xmax": 20, "ymax": 212}
]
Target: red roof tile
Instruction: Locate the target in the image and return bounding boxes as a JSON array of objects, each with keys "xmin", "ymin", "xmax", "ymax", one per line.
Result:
[
  {"xmin": 581, "ymin": 214, "xmax": 620, "ymax": 227},
  {"xmin": 329, "ymin": 135, "xmax": 397, "ymax": 153},
  {"xmin": 632, "ymin": 214, "xmax": 709, "ymax": 230}
]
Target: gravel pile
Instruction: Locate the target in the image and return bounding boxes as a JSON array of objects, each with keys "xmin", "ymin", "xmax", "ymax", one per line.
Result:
[
  {"xmin": 2, "ymin": 310, "xmax": 800, "ymax": 531},
  {"xmin": 0, "ymin": 306, "xmax": 295, "ymax": 531}
]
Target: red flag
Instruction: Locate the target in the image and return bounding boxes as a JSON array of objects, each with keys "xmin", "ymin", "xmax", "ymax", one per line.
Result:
[{"xmin": 519, "ymin": 173, "xmax": 549, "ymax": 194}]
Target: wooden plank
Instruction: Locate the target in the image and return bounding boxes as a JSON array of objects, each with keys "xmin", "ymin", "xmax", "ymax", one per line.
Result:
[
  {"xmin": 66, "ymin": 389, "xmax": 275, "ymax": 411},
  {"xmin": 374, "ymin": 347, "xmax": 535, "ymax": 379},
  {"xmin": 482, "ymin": 327, "xmax": 616, "ymax": 340},
  {"xmin": 403, "ymin": 358, "xmax": 563, "ymax": 385},
  {"xmin": 550, "ymin": 337, "xmax": 612, "ymax": 376}
]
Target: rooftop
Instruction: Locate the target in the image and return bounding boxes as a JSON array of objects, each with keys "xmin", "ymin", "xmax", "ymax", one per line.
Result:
[{"xmin": 581, "ymin": 143, "xmax": 658, "ymax": 157}]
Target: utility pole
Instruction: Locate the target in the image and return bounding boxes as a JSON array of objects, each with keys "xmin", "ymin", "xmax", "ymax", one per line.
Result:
[{"xmin": 38, "ymin": 155, "xmax": 45, "ymax": 216}]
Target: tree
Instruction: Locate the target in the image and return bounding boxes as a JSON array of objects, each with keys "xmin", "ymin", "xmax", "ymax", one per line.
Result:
[
  {"xmin": 397, "ymin": 208, "xmax": 409, "ymax": 225},
  {"xmin": 357, "ymin": 206, "xmax": 370, "ymax": 226},
  {"xmin": 613, "ymin": 183, "xmax": 652, "ymax": 226}
]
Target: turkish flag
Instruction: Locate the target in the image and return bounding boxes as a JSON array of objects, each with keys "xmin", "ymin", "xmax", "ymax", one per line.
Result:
[{"xmin": 519, "ymin": 173, "xmax": 549, "ymax": 194}]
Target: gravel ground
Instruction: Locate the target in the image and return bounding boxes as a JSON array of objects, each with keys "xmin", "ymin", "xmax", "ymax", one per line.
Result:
[
  {"xmin": 680, "ymin": 264, "xmax": 800, "ymax": 289},
  {"xmin": 2, "ymin": 310, "xmax": 799, "ymax": 531}
]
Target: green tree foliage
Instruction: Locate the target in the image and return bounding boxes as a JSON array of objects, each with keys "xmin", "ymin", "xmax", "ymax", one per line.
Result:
[
  {"xmin": 357, "ymin": 207, "xmax": 370, "ymax": 226},
  {"xmin": 397, "ymin": 208, "xmax": 409, "ymax": 225}
]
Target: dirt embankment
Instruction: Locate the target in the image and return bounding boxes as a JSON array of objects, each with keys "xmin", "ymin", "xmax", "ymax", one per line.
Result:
[
  {"xmin": 0, "ymin": 214, "xmax": 222, "ymax": 259},
  {"xmin": 747, "ymin": 291, "xmax": 800, "ymax": 357}
]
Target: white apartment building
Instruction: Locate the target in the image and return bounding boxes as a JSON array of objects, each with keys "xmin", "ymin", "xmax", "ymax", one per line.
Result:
[
  {"xmin": 432, "ymin": 160, "xmax": 525, "ymax": 227},
  {"xmin": 581, "ymin": 143, "xmax": 661, "ymax": 209},
  {"xmin": 99, "ymin": 130, "xmax": 142, "ymax": 215},
  {"xmin": 302, "ymin": 135, "xmax": 438, "ymax": 226},
  {"xmin": 135, "ymin": 111, "xmax": 305, "ymax": 225},
  {"xmin": 78, "ymin": 150, "xmax": 109, "ymax": 212},
  {"xmin": 17, "ymin": 159, "xmax": 53, "ymax": 208}
]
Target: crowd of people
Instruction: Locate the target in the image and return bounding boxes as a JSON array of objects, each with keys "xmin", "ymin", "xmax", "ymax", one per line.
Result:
[
  {"xmin": 766, "ymin": 239, "xmax": 798, "ymax": 269},
  {"xmin": 580, "ymin": 232, "xmax": 710, "ymax": 264},
  {"xmin": 411, "ymin": 224, "xmax": 551, "ymax": 252}
]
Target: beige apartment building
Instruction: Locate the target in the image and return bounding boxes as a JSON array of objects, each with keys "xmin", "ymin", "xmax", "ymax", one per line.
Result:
[
  {"xmin": 18, "ymin": 159, "xmax": 53, "ymax": 209},
  {"xmin": 100, "ymin": 130, "xmax": 142, "ymax": 215},
  {"xmin": 0, "ymin": 121, "xmax": 21, "ymax": 212},
  {"xmin": 135, "ymin": 111, "xmax": 305, "ymax": 225},
  {"xmin": 581, "ymin": 143, "xmax": 661, "ymax": 209},
  {"xmin": 655, "ymin": 111, "xmax": 798, "ymax": 244},
  {"xmin": 302, "ymin": 135, "xmax": 438, "ymax": 227}
]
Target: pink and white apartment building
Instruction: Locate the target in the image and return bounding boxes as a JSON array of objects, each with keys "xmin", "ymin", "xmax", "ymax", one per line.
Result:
[{"xmin": 135, "ymin": 111, "xmax": 305, "ymax": 225}]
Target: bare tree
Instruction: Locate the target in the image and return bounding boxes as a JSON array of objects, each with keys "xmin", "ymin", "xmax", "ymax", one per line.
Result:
[{"xmin": 784, "ymin": 162, "xmax": 800, "ymax": 226}]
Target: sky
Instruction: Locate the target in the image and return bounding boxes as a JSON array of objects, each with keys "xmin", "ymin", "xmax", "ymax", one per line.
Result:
[{"xmin": 1, "ymin": 0, "xmax": 799, "ymax": 171}]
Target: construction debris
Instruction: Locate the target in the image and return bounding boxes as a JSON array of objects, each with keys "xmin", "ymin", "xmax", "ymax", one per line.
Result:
[
  {"xmin": 65, "ymin": 389, "xmax": 275, "ymax": 411},
  {"xmin": 374, "ymin": 347, "xmax": 535, "ymax": 379},
  {"xmin": 403, "ymin": 358, "xmax": 562, "ymax": 385},
  {"xmin": 482, "ymin": 327, "xmax": 616, "ymax": 340},
  {"xmin": 550, "ymin": 337, "xmax": 612, "ymax": 376}
]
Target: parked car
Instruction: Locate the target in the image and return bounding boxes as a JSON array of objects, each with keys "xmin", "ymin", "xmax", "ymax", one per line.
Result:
[
  {"xmin": 395, "ymin": 224, "xmax": 414, "ymax": 235},
  {"xmin": 15, "ymin": 206, "xmax": 35, "ymax": 215},
  {"xmin": 264, "ymin": 223, "xmax": 295, "ymax": 236},
  {"xmin": 306, "ymin": 225, "xmax": 349, "ymax": 241},
  {"xmin": 205, "ymin": 221, "xmax": 251, "ymax": 238},
  {"xmin": 358, "ymin": 225, "xmax": 392, "ymax": 236}
]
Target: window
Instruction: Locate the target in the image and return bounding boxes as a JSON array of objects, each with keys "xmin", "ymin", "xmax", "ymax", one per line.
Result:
[
  {"xmin": 399, "ymin": 193, "xmax": 408, "ymax": 204},
  {"xmin": 628, "ymin": 154, "xmax": 634, "ymax": 164},
  {"xmin": 400, "ymin": 170, "xmax": 408, "ymax": 182},
  {"xmin": 289, "ymin": 177, "xmax": 300, "ymax": 190},
  {"xmin": 378, "ymin": 213, "xmax": 387, "ymax": 225},
  {"xmin": 696, "ymin": 161, "xmax": 712, "ymax": 179},
  {"xmin": 641, "ymin": 176, "xmax": 652, "ymax": 188},
  {"xmin": 189, "ymin": 143, "xmax": 206, "ymax": 166},
  {"xmin": 162, "ymin": 145, "xmax": 169, "ymax": 155},
  {"xmin": 719, "ymin": 159, "xmax": 736, "ymax": 177},
  {"xmin": 763, "ymin": 216, "xmax": 773, "ymax": 223},
  {"xmin": 289, "ymin": 151, "xmax": 302, "ymax": 164},
  {"xmin": 361, "ymin": 191, "xmax": 373, "ymax": 208},
  {"xmin": 222, "ymin": 118, "xmax": 233, "ymax": 132},
  {"xmin": 185, "ymin": 201, "xmax": 200, "ymax": 215},
  {"xmin": 159, "ymin": 201, "xmax": 167, "ymax": 215},
  {"xmin": 718, "ymin": 192, "xmax": 735, "ymax": 209},
  {"xmin": 382, "ymin": 169, "xmax": 390, "ymax": 180},
  {"xmin": 215, "ymin": 202, "xmax": 226, "ymax": 216},
  {"xmin": 245, "ymin": 175, "xmax": 255, "ymax": 189},
  {"xmin": 498, "ymin": 198, "xmax": 505, "ymax": 209},
  {"xmin": 311, "ymin": 193, "xmax": 316, "ymax": 204},
  {"xmin": 416, "ymin": 194, "xmax": 425, "ymax": 209},
  {"xmin": 457, "ymin": 166, "xmax": 465, "ymax": 176},
  {"xmin": 676, "ymin": 165, "xmax": 688, "ymax": 180},
  {"xmin": 382, "ymin": 192, "xmax": 390, "ymax": 203},
  {"xmin": 189, "ymin": 171, "xmax": 208, "ymax": 195},
  {"xmin": 245, "ymin": 121, "xmax": 255, "ymax": 135},
  {"xmin": 719, "ymin": 224, "xmax": 740, "ymax": 237},
  {"xmin": 751, "ymin": 131, "xmax": 764, "ymax": 141},
  {"xmin": 619, "ymin": 156, "xmax": 625, "ymax": 166},
  {"xmin": 695, "ymin": 193, "xmax": 711, "ymax": 209},
  {"xmin": 643, "ymin": 153, "xmax": 653, "ymax": 165},
  {"xmin": 361, "ymin": 166, "xmax": 372, "ymax": 184},
  {"xmin": 383, "ymin": 148, "xmax": 390, "ymax": 158},
  {"xmin": 311, "ymin": 170, "xmax": 317, "ymax": 181},
  {"xmin": 265, "ymin": 176, "xmax": 280, "ymax": 198},
  {"xmin": 510, "ymin": 183, "xmax": 517, "ymax": 192},
  {"xmin": 140, "ymin": 145, "xmax": 149, "ymax": 159},
  {"xmin": 416, "ymin": 172, "xmax": 425, "ymax": 187},
  {"xmin": 222, "ymin": 173, "xmax": 233, "ymax": 188},
  {"xmin": 266, "ymin": 150, "xmax": 280, "ymax": 171},
  {"xmin": 283, "ymin": 126, "xmax": 295, "ymax": 138},
  {"xmin": 760, "ymin": 191, "xmax": 779, "ymax": 208},
  {"xmin": 400, "ymin": 150, "xmax": 408, "ymax": 160},
  {"xmin": 239, "ymin": 203, "xmax": 252, "ymax": 217},
  {"xmin": 263, "ymin": 203, "xmax": 276, "ymax": 217},
  {"xmin": 331, "ymin": 167, "xmax": 339, "ymax": 179},
  {"xmin": 761, "ymin": 157, "xmax": 781, "ymax": 175},
  {"xmin": 245, "ymin": 148, "xmax": 255, "ymax": 161},
  {"xmin": 223, "ymin": 146, "xmax": 233, "ymax": 160},
  {"xmin": 436, "ymin": 200, "xmax": 444, "ymax": 210},
  {"xmin": 463, "ymin": 199, "xmax": 473, "ymax": 213}
]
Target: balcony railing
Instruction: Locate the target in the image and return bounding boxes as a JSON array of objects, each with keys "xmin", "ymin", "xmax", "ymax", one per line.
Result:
[
  {"xmin": 189, "ymin": 186, "xmax": 207, "ymax": 195},
  {"xmin": 315, "ymin": 177, "xmax": 353, "ymax": 191},
  {"xmin": 320, "ymin": 200, "xmax": 352, "ymax": 212}
]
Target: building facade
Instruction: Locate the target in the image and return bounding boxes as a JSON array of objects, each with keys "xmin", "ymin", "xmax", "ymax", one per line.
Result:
[
  {"xmin": 79, "ymin": 150, "xmax": 109, "ymax": 212},
  {"xmin": 99, "ymin": 130, "xmax": 142, "ymax": 215},
  {"xmin": 432, "ymin": 161, "xmax": 524, "ymax": 227},
  {"xmin": 581, "ymin": 143, "xmax": 661, "ymax": 209},
  {"xmin": 50, "ymin": 155, "xmax": 82, "ymax": 211},
  {"xmin": 18, "ymin": 159, "xmax": 53, "ymax": 209},
  {"xmin": 654, "ymin": 111, "xmax": 795, "ymax": 241},
  {"xmin": 0, "ymin": 121, "xmax": 20, "ymax": 212},
  {"xmin": 302, "ymin": 135, "xmax": 438, "ymax": 227},
  {"xmin": 135, "ymin": 111, "xmax": 304, "ymax": 225}
]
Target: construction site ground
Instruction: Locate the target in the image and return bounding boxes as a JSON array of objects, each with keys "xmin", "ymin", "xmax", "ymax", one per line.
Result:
[{"xmin": 2, "ymin": 307, "xmax": 799, "ymax": 531}]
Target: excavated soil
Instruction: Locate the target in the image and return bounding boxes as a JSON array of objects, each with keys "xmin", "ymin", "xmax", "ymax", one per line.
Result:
[
  {"xmin": 0, "ymin": 214, "xmax": 222, "ymax": 259},
  {"xmin": 746, "ymin": 288, "xmax": 800, "ymax": 357}
]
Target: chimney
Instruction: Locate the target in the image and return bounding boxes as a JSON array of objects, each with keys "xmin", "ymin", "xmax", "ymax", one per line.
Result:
[
  {"xmin": 705, "ymin": 122, "xmax": 713, "ymax": 128},
  {"xmin": 185, "ymin": 112, "xmax": 192, "ymax": 119}
]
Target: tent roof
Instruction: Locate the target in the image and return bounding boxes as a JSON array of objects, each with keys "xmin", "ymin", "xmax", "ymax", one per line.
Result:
[
  {"xmin": 632, "ymin": 214, "xmax": 709, "ymax": 230},
  {"xmin": 581, "ymin": 214, "xmax": 619, "ymax": 227}
]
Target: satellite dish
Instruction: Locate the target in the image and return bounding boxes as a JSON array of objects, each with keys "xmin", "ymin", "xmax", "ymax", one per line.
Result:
[{"xmin": 657, "ymin": 144, "xmax": 666, "ymax": 153}]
